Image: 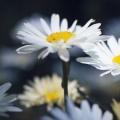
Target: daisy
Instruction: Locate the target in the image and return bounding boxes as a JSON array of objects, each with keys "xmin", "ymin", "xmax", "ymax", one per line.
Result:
[
  {"xmin": 42, "ymin": 97, "xmax": 113, "ymax": 120},
  {"xmin": 77, "ymin": 36, "xmax": 120, "ymax": 76},
  {"xmin": 0, "ymin": 83, "xmax": 22, "ymax": 117},
  {"xmin": 16, "ymin": 13, "xmax": 109, "ymax": 62},
  {"xmin": 18, "ymin": 74, "xmax": 86, "ymax": 108}
]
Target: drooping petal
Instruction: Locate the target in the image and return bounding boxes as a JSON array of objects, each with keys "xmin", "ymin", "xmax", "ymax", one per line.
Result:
[
  {"xmin": 16, "ymin": 45, "xmax": 43, "ymax": 54},
  {"xmin": 76, "ymin": 57, "xmax": 96, "ymax": 64},
  {"xmin": 38, "ymin": 49, "xmax": 49, "ymax": 59},
  {"xmin": 58, "ymin": 48, "xmax": 69, "ymax": 62},
  {"xmin": 100, "ymin": 70, "xmax": 112, "ymax": 77}
]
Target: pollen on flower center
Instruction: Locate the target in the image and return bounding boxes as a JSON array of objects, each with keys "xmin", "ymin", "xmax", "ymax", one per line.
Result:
[
  {"xmin": 45, "ymin": 92, "xmax": 62, "ymax": 103},
  {"xmin": 46, "ymin": 31, "xmax": 75, "ymax": 43},
  {"xmin": 112, "ymin": 55, "xmax": 120, "ymax": 64}
]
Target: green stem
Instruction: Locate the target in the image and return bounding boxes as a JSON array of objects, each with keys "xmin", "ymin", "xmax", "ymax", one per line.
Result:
[{"xmin": 62, "ymin": 61, "xmax": 68, "ymax": 105}]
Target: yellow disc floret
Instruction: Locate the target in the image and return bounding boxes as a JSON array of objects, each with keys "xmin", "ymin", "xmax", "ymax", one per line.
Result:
[
  {"xmin": 45, "ymin": 92, "xmax": 63, "ymax": 103},
  {"xmin": 46, "ymin": 31, "xmax": 75, "ymax": 43},
  {"xmin": 112, "ymin": 55, "xmax": 120, "ymax": 64}
]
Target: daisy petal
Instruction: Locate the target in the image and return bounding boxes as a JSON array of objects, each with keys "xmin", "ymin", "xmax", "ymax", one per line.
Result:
[
  {"xmin": 16, "ymin": 45, "xmax": 43, "ymax": 54},
  {"xmin": 111, "ymin": 68, "xmax": 120, "ymax": 76},
  {"xmin": 107, "ymin": 36, "xmax": 120, "ymax": 55},
  {"xmin": 61, "ymin": 18, "xmax": 68, "ymax": 31},
  {"xmin": 102, "ymin": 111, "xmax": 113, "ymax": 120},
  {"xmin": 58, "ymin": 48, "xmax": 69, "ymax": 62},
  {"xmin": 51, "ymin": 14, "xmax": 60, "ymax": 32},
  {"xmin": 24, "ymin": 23, "xmax": 46, "ymax": 39},
  {"xmin": 100, "ymin": 70, "xmax": 112, "ymax": 77},
  {"xmin": 76, "ymin": 57, "xmax": 95, "ymax": 64},
  {"xmin": 40, "ymin": 18, "xmax": 52, "ymax": 35},
  {"xmin": 38, "ymin": 49, "xmax": 49, "ymax": 59},
  {"xmin": 68, "ymin": 20, "xmax": 77, "ymax": 32}
]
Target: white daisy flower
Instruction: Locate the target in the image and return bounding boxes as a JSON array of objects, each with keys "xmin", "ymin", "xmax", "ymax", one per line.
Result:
[
  {"xmin": 16, "ymin": 13, "xmax": 109, "ymax": 62},
  {"xmin": 0, "ymin": 83, "xmax": 22, "ymax": 117},
  {"xmin": 77, "ymin": 36, "xmax": 120, "ymax": 76},
  {"xmin": 42, "ymin": 97, "xmax": 113, "ymax": 120},
  {"xmin": 18, "ymin": 74, "xmax": 86, "ymax": 108}
]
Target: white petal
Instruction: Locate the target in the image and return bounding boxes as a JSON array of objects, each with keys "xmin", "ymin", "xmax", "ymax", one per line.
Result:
[
  {"xmin": 92, "ymin": 105, "xmax": 102, "ymax": 120},
  {"xmin": 111, "ymin": 68, "xmax": 120, "ymax": 76},
  {"xmin": 2, "ymin": 95, "xmax": 17, "ymax": 103},
  {"xmin": 102, "ymin": 111, "xmax": 113, "ymax": 120},
  {"xmin": 76, "ymin": 57, "xmax": 95, "ymax": 64},
  {"xmin": 61, "ymin": 18, "xmax": 68, "ymax": 31},
  {"xmin": 66, "ymin": 97, "xmax": 76, "ymax": 117},
  {"xmin": 78, "ymin": 19, "xmax": 95, "ymax": 33},
  {"xmin": 24, "ymin": 23, "xmax": 46, "ymax": 39},
  {"xmin": 50, "ymin": 108, "xmax": 70, "ymax": 120},
  {"xmin": 17, "ymin": 31, "xmax": 49, "ymax": 46},
  {"xmin": 16, "ymin": 45, "xmax": 42, "ymax": 54},
  {"xmin": 40, "ymin": 18, "xmax": 52, "ymax": 35},
  {"xmin": 51, "ymin": 14, "xmax": 60, "ymax": 32},
  {"xmin": 68, "ymin": 20, "xmax": 77, "ymax": 32},
  {"xmin": 100, "ymin": 70, "xmax": 112, "ymax": 77},
  {"xmin": 5, "ymin": 106, "xmax": 22, "ymax": 112},
  {"xmin": 81, "ymin": 100, "xmax": 91, "ymax": 118},
  {"xmin": 74, "ymin": 25, "xmax": 82, "ymax": 34},
  {"xmin": 107, "ymin": 36, "xmax": 120, "ymax": 55},
  {"xmin": 0, "ymin": 83, "xmax": 11, "ymax": 96},
  {"xmin": 38, "ymin": 49, "xmax": 49, "ymax": 59},
  {"xmin": 58, "ymin": 48, "xmax": 69, "ymax": 62}
]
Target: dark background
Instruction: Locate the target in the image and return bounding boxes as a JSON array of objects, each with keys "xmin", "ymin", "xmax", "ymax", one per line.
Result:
[{"xmin": 1, "ymin": 0, "xmax": 120, "ymax": 120}]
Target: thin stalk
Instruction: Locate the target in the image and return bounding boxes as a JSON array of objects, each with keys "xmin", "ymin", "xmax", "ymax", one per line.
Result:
[{"xmin": 62, "ymin": 61, "xmax": 68, "ymax": 105}]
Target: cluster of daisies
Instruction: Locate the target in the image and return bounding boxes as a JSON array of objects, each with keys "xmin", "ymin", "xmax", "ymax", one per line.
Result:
[
  {"xmin": 2, "ymin": 13, "xmax": 120, "ymax": 119},
  {"xmin": 16, "ymin": 13, "xmax": 120, "ymax": 77}
]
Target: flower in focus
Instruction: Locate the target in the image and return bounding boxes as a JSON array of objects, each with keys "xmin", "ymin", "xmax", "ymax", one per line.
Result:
[
  {"xmin": 16, "ymin": 13, "xmax": 109, "ymax": 62},
  {"xmin": 0, "ymin": 83, "xmax": 22, "ymax": 117},
  {"xmin": 10, "ymin": 13, "xmax": 49, "ymax": 42},
  {"xmin": 18, "ymin": 74, "xmax": 86, "ymax": 107},
  {"xmin": 111, "ymin": 99, "xmax": 120, "ymax": 120},
  {"xmin": 77, "ymin": 36, "xmax": 120, "ymax": 76},
  {"xmin": 42, "ymin": 97, "xmax": 113, "ymax": 120}
]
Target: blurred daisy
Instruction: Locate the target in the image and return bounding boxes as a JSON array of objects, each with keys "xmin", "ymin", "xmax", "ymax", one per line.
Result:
[
  {"xmin": 111, "ymin": 99, "xmax": 120, "ymax": 120},
  {"xmin": 42, "ymin": 97, "xmax": 113, "ymax": 120},
  {"xmin": 18, "ymin": 74, "xmax": 86, "ymax": 108},
  {"xmin": 16, "ymin": 13, "xmax": 109, "ymax": 62},
  {"xmin": 77, "ymin": 36, "xmax": 120, "ymax": 76},
  {"xmin": 0, "ymin": 83, "xmax": 22, "ymax": 117}
]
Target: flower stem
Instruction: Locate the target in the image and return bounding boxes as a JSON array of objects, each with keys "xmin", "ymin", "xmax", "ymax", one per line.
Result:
[{"xmin": 62, "ymin": 61, "xmax": 68, "ymax": 105}]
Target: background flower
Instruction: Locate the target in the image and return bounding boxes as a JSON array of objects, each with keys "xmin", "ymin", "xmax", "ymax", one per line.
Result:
[
  {"xmin": 42, "ymin": 97, "xmax": 113, "ymax": 120},
  {"xmin": 0, "ymin": 83, "xmax": 22, "ymax": 117},
  {"xmin": 77, "ymin": 36, "xmax": 120, "ymax": 76},
  {"xmin": 18, "ymin": 74, "xmax": 87, "ymax": 108}
]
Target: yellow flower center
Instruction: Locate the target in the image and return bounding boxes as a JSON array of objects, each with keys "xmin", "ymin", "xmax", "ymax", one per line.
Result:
[
  {"xmin": 45, "ymin": 92, "xmax": 62, "ymax": 103},
  {"xmin": 112, "ymin": 55, "xmax": 120, "ymax": 64},
  {"xmin": 46, "ymin": 31, "xmax": 75, "ymax": 43}
]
